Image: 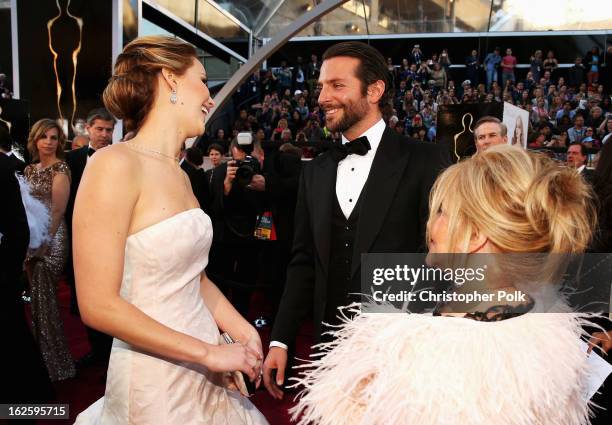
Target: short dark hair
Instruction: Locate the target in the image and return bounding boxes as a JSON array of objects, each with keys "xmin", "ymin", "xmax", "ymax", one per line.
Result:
[
  {"xmin": 185, "ymin": 147, "xmax": 204, "ymax": 166},
  {"xmin": 569, "ymin": 142, "xmax": 587, "ymax": 157},
  {"xmin": 207, "ymin": 143, "xmax": 224, "ymax": 155},
  {"xmin": 322, "ymin": 41, "xmax": 393, "ymax": 108},
  {"xmin": 474, "ymin": 116, "xmax": 507, "ymax": 137},
  {"xmin": 0, "ymin": 120, "xmax": 11, "ymax": 151},
  {"xmin": 86, "ymin": 108, "xmax": 116, "ymax": 125}
]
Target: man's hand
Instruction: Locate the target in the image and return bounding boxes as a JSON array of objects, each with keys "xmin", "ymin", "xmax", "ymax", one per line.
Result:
[
  {"xmin": 224, "ymin": 161, "xmax": 238, "ymax": 196},
  {"xmin": 263, "ymin": 346, "xmax": 287, "ymax": 399},
  {"xmin": 248, "ymin": 174, "xmax": 265, "ymax": 192}
]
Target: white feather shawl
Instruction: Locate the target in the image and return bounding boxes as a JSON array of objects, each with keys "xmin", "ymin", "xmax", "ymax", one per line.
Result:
[
  {"xmin": 291, "ymin": 306, "xmax": 597, "ymax": 425},
  {"xmin": 16, "ymin": 174, "xmax": 50, "ymax": 249}
]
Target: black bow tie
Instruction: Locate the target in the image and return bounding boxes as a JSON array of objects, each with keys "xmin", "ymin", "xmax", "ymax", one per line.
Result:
[
  {"xmin": 330, "ymin": 136, "xmax": 371, "ymax": 162},
  {"xmin": 87, "ymin": 147, "xmax": 96, "ymax": 157}
]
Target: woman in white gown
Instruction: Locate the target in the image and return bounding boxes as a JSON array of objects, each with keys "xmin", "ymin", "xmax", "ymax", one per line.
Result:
[{"xmin": 73, "ymin": 36, "xmax": 268, "ymax": 424}]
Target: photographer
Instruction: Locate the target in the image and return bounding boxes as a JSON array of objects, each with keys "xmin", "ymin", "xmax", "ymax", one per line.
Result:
[{"xmin": 207, "ymin": 133, "xmax": 265, "ymax": 316}]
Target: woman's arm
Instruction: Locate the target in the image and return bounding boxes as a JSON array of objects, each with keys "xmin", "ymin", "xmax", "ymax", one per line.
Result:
[
  {"xmin": 200, "ymin": 272, "xmax": 259, "ymax": 345},
  {"xmin": 49, "ymin": 171, "xmax": 70, "ymax": 237},
  {"xmin": 597, "ymin": 118, "xmax": 607, "ymax": 136},
  {"xmin": 74, "ymin": 148, "xmax": 260, "ymax": 380}
]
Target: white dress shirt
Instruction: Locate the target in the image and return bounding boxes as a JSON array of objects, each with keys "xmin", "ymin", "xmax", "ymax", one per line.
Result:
[
  {"xmin": 270, "ymin": 118, "xmax": 386, "ymax": 350},
  {"xmin": 335, "ymin": 118, "xmax": 385, "ymax": 218},
  {"xmin": 86, "ymin": 143, "xmax": 95, "ymax": 163}
]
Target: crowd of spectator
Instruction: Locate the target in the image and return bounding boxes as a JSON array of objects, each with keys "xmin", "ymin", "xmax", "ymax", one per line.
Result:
[
  {"xmin": 204, "ymin": 45, "xmax": 611, "ymax": 157},
  {"xmin": 0, "ymin": 73, "xmax": 13, "ymax": 99}
]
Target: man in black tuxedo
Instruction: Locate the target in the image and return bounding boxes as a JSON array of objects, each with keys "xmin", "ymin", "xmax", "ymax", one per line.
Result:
[
  {"xmin": 0, "ymin": 121, "xmax": 25, "ymax": 173},
  {"xmin": 65, "ymin": 108, "xmax": 115, "ymax": 365},
  {"xmin": 0, "ymin": 153, "xmax": 54, "ymax": 404},
  {"xmin": 181, "ymin": 146, "xmax": 208, "ymax": 211},
  {"xmin": 567, "ymin": 142, "xmax": 594, "ymax": 184},
  {"xmin": 263, "ymin": 42, "xmax": 451, "ymax": 399},
  {"xmin": 207, "ymin": 137, "xmax": 265, "ymax": 315}
]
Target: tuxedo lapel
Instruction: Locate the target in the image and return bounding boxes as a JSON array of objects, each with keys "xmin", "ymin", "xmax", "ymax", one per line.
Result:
[
  {"xmin": 351, "ymin": 128, "xmax": 411, "ymax": 277},
  {"xmin": 75, "ymin": 146, "xmax": 88, "ymax": 183},
  {"xmin": 312, "ymin": 154, "xmax": 337, "ymax": 275}
]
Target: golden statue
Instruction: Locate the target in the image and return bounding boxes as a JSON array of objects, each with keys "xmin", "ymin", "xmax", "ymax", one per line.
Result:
[
  {"xmin": 47, "ymin": 0, "xmax": 83, "ymax": 132},
  {"xmin": 453, "ymin": 112, "xmax": 474, "ymax": 161}
]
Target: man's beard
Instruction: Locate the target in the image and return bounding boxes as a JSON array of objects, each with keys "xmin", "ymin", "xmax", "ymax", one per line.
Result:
[{"xmin": 324, "ymin": 97, "xmax": 369, "ymax": 134}]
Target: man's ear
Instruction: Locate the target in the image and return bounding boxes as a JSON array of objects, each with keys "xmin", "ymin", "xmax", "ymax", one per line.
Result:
[{"xmin": 367, "ymin": 80, "xmax": 385, "ymax": 105}]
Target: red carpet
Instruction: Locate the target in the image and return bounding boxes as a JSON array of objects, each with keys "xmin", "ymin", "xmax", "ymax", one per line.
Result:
[{"xmin": 33, "ymin": 282, "xmax": 312, "ymax": 425}]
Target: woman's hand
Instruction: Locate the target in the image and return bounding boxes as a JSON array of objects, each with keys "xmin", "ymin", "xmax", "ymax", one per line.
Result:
[
  {"xmin": 243, "ymin": 329, "xmax": 264, "ymax": 388},
  {"xmin": 588, "ymin": 331, "xmax": 612, "ymax": 355},
  {"xmin": 203, "ymin": 342, "xmax": 262, "ymax": 383}
]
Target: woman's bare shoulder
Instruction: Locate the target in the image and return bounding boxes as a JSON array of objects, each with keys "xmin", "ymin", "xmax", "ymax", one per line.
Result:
[{"xmin": 86, "ymin": 143, "xmax": 141, "ymax": 178}]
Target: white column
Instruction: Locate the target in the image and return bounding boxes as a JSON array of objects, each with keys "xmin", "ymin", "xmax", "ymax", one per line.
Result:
[
  {"xmin": 111, "ymin": 0, "xmax": 123, "ymax": 143},
  {"xmin": 10, "ymin": 0, "xmax": 19, "ymax": 98},
  {"xmin": 370, "ymin": 0, "xmax": 379, "ymax": 27}
]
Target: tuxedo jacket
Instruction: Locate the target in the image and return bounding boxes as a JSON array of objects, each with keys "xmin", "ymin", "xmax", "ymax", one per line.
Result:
[
  {"xmin": 180, "ymin": 161, "xmax": 208, "ymax": 212},
  {"xmin": 5, "ymin": 153, "xmax": 26, "ymax": 174},
  {"xmin": 271, "ymin": 127, "xmax": 452, "ymax": 345},
  {"xmin": 65, "ymin": 146, "xmax": 89, "ymax": 234},
  {"xmin": 0, "ymin": 153, "xmax": 29, "ymax": 298},
  {"xmin": 581, "ymin": 167, "xmax": 595, "ymax": 186}
]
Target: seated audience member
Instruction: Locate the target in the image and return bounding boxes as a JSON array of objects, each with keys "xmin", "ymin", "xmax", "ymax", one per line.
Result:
[{"xmin": 568, "ymin": 115, "xmax": 588, "ymax": 143}]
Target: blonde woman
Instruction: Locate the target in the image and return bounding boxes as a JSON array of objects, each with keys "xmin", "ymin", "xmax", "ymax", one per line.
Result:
[
  {"xmin": 74, "ymin": 36, "xmax": 267, "ymax": 424},
  {"xmin": 292, "ymin": 145, "xmax": 599, "ymax": 425},
  {"xmin": 23, "ymin": 119, "xmax": 76, "ymax": 381},
  {"xmin": 511, "ymin": 116, "xmax": 525, "ymax": 147}
]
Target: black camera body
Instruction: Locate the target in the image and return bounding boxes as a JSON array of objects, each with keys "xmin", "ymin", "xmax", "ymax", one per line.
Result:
[{"xmin": 234, "ymin": 156, "xmax": 261, "ymax": 187}]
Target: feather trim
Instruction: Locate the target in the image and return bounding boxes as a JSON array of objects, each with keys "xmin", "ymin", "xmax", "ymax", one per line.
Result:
[
  {"xmin": 16, "ymin": 174, "xmax": 50, "ymax": 249},
  {"xmin": 290, "ymin": 304, "xmax": 602, "ymax": 425}
]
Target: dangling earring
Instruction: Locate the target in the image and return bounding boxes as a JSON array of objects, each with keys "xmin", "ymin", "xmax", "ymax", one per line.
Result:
[{"xmin": 170, "ymin": 89, "xmax": 178, "ymax": 104}]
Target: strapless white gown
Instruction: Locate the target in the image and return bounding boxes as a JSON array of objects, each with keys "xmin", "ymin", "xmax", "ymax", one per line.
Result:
[{"xmin": 75, "ymin": 209, "xmax": 268, "ymax": 424}]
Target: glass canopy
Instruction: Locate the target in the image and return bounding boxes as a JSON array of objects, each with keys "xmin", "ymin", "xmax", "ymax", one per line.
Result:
[{"xmin": 148, "ymin": 0, "xmax": 612, "ymax": 40}]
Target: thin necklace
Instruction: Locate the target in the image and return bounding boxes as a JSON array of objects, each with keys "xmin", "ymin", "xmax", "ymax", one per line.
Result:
[{"xmin": 126, "ymin": 142, "xmax": 180, "ymax": 163}]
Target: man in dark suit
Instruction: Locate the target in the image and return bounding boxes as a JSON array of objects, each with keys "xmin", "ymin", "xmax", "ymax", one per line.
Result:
[
  {"xmin": 567, "ymin": 142, "xmax": 594, "ymax": 184},
  {"xmin": 0, "ymin": 153, "xmax": 54, "ymax": 404},
  {"xmin": 0, "ymin": 120, "xmax": 26, "ymax": 173},
  {"xmin": 263, "ymin": 42, "xmax": 451, "ymax": 399},
  {"xmin": 65, "ymin": 108, "xmax": 115, "ymax": 365},
  {"xmin": 181, "ymin": 146, "xmax": 208, "ymax": 210},
  {"xmin": 207, "ymin": 137, "xmax": 265, "ymax": 315}
]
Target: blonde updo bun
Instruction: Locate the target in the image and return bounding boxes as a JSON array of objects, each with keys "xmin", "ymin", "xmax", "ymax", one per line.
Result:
[
  {"xmin": 103, "ymin": 36, "xmax": 197, "ymax": 132},
  {"xmin": 428, "ymin": 145, "xmax": 596, "ymax": 254}
]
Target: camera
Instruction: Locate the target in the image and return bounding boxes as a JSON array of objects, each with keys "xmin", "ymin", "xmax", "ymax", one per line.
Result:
[
  {"xmin": 233, "ymin": 132, "xmax": 261, "ymax": 187},
  {"xmin": 234, "ymin": 156, "xmax": 261, "ymax": 187}
]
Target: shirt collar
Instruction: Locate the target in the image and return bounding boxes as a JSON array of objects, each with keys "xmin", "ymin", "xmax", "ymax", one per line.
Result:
[
  {"xmin": 577, "ymin": 164, "xmax": 586, "ymax": 173},
  {"xmin": 341, "ymin": 118, "xmax": 386, "ymax": 154}
]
